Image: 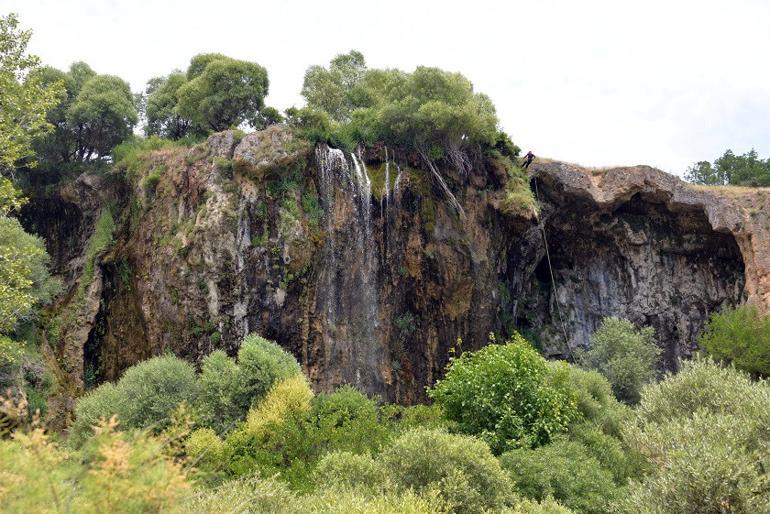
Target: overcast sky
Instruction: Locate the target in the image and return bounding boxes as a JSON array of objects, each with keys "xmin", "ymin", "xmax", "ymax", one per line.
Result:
[{"xmin": 7, "ymin": 0, "xmax": 770, "ymax": 174}]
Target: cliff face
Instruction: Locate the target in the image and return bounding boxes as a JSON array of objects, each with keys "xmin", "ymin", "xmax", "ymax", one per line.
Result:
[{"xmin": 23, "ymin": 128, "xmax": 768, "ymax": 417}]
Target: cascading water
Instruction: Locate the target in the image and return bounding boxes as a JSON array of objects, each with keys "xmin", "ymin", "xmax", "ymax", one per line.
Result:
[{"xmin": 315, "ymin": 145, "xmax": 383, "ymax": 391}]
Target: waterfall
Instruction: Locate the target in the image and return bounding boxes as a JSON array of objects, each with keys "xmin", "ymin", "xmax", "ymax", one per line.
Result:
[
  {"xmin": 393, "ymin": 162, "xmax": 403, "ymax": 204},
  {"xmin": 315, "ymin": 145, "xmax": 382, "ymax": 391}
]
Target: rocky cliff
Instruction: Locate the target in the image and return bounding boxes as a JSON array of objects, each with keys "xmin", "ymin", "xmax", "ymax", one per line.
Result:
[{"xmin": 22, "ymin": 127, "xmax": 770, "ymax": 422}]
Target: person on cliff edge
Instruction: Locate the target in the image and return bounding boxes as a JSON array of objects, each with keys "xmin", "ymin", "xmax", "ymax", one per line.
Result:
[{"xmin": 522, "ymin": 151, "xmax": 535, "ymax": 169}]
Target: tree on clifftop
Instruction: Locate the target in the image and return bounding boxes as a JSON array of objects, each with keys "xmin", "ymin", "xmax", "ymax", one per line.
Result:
[
  {"xmin": 686, "ymin": 148, "xmax": 770, "ymax": 186},
  {"xmin": 176, "ymin": 54, "xmax": 269, "ymax": 133}
]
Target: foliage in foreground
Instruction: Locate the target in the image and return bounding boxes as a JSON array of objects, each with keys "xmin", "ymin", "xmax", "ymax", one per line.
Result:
[
  {"xmin": 699, "ymin": 305, "xmax": 770, "ymax": 377},
  {"xmin": 618, "ymin": 358, "xmax": 770, "ymax": 513},
  {"xmin": 575, "ymin": 317, "xmax": 661, "ymax": 404},
  {"xmin": 70, "ymin": 334, "xmax": 302, "ymax": 446},
  {"xmin": 0, "ymin": 418, "xmax": 188, "ymax": 513},
  {"xmin": 428, "ymin": 333, "xmax": 580, "ymax": 452}
]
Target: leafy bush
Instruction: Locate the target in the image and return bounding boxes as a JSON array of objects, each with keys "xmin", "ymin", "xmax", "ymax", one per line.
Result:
[
  {"xmin": 314, "ymin": 451, "xmax": 387, "ymax": 491},
  {"xmin": 245, "ymin": 374, "xmax": 314, "ymax": 434},
  {"xmin": 633, "ymin": 356, "xmax": 770, "ymax": 424},
  {"xmin": 1, "ymin": 421, "xmax": 188, "ymax": 513},
  {"xmin": 576, "ymin": 317, "xmax": 661, "ymax": 404},
  {"xmin": 222, "ymin": 383, "xmax": 392, "ymax": 489},
  {"xmin": 512, "ymin": 497, "xmax": 577, "ymax": 514},
  {"xmin": 428, "ymin": 333, "xmax": 579, "ymax": 452},
  {"xmin": 195, "ymin": 350, "xmax": 241, "ymax": 433},
  {"xmin": 70, "ymin": 355, "xmax": 197, "ymax": 446},
  {"xmin": 381, "ymin": 428, "xmax": 515, "ymax": 513},
  {"xmin": 500, "ymin": 438, "xmax": 622, "ymax": 514},
  {"xmin": 182, "ymin": 473, "xmax": 446, "ymax": 514},
  {"xmin": 310, "ymin": 386, "xmax": 392, "ymax": 450},
  {"xmin": 699, "ymin": 305, "xmax": 770, "ymax": 377},
  {"xmin": 69, "ymin": 381, "xmax": 126, "ymax": 447},
  {"xmin": 619, "ymin": 358, "xmax": 770, "ymax": 513},
  {"xmin": 545, "ymin": 361, "xmax": 630, "ymax": 437},
  {"xmin": 234, "ymin": 333, "xmax": 302, "ymax": 415}
]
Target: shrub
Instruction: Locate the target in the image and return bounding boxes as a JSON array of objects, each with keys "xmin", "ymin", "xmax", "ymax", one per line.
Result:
[
  {"xmin": 500, "ymin": 438, "xmax": 622, "ymax": 514},
  {"xmin": 234, "ymin": 334, "xmax": 302, "ymax": 414},
  {"xmin": 310, "ymin": 385, "xmax": 393, "ymax": 455},
  {"xmin": 1, "ymin": 421, "xmax": 189, "ymax": 513},
  {"xmin": 143, "ymin": 167, "xmax": 162, "ymax": 196},
  {"xmin": 545, "ymin": 361, "xmax": 631, "ymax": 437},
  {"xmin": 213, "ymin": 156, "xmax": 232, "ymax": 174},
  {"xmin": 69, "ymin": 355, "xmax": 197, "ymax": 446},
  {"xmin": 116, "ymin": 354, "xmax": 198, "ymax": 430},
  {"xmin": 195, "ymin": 350, "xmax": 242, "ymax": 433},
  {"xmin": 294, "ymin": 486, "xmax": 447, "ymax": 514},
  {"xmin": 69, "ymin": 382, "xmax": 126, "ymax": 447},
  {"xmin": 428, "ymin": 333, "xmax": 579, "ymax": 452},
  {"xmin": 245, "ymin": 374, "xmax": 314, "ymax": 434},
  {"xmin": 699, "ymin": 305, "xmax": 770, "ymax": 377},
  {"xmin": 633, "ymin": 356, "xmax": 770, "ymax": 424},
  {"xmin": 186, "ymin": 427, "xmax": 225, "ymax": 468},
  {"xmin": 223, "ymin": 382, "xmax": 393, "ymax": 489},
  {"xmin": 575, "ymin": 317, "xmax": 661, "ymax": 404},
  {"xmin": 618, "ymin": 359, "xmax": 770, "ymax": 513},
  {"xmin": 381, "ymin": 428, "xmax": 515, "ymax": 513},
  {"xmin": 619, "ymin": 411, "xmax": 770, "ymax": 514},
  {"xmin": 568, "ymin": 422, "xmax": 643, "ymax": 484},
  {"xmin": 178, "ymin": 475, "xmax": 297, "ymax": 514},
  {"xmin": 512, "ymin": 497, "xmax": 577, "ymax": 514},
  {"xmin": 314, "ymin": 451, "xmax": 387, "ymax": 491}
]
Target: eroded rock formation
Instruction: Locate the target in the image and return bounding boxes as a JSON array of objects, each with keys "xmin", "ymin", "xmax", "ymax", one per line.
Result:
[{"xmin": 22, "ymin": 128, "xmax": 769, "ymax": 417}]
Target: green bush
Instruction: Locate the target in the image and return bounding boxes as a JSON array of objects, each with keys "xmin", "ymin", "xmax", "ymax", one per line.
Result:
[
  {"xmin": 116, "ymin": 355, "xmax": 198, "ymax": 430},
  {"xmin": 618, "ymin": 358, "xmax": 770, "ymax": 513},
  {"xmin": 381, "ymin": 428, "xmax": 515, "ymax": 514},
  {"xmin": 310, "ymin": 386, "xmax": 393, "ymax": 455},
  {"xmin": 70, "ymin": 355, "xmax": 197, "ymax": 446},
  {"xmin": 195, "ymin": 350, "xmax": 242, "ymax": 433},
  {"xmin": 69, "ymin": 382, "xmax": 126, "ymax": 447},
  {"xmin": 699, "ymin": 305, "xmax": 770, "ymax": 377},
  {"xmin": 633, "ymin": 356, "xmax": 770, "ymax": 424},
  {"xmin": 234, "ymin": 334, "xmax": 302, "ymax": 414},
  {"xmin": 545, "ymin": 361, "xmax": 631, "ymax": 437},
  {"xmin": 314, "ymin": 451, "xmax": 387, "ymax": 491},
  {"xmin": 500, "ymin": 438, "xmax": 622, "ymax": 514},
  {"xmin": 575, "ymin": 317, "xmax": 661, "ymax": 404},
  {"xmin": 428, "ymin": 333, "xmax": 579, "ymax": 452},
  {"xmin": 568, "ymin": 422, "xmax": 643, "ymax": 484},
  {"xmin": 2, "ymin": 421, "xmax": 188, "ymax": 513},
  {"xmin": 222, "ymin": 383, "xmax": 392, "ymax": 490},
  {"xmin": 143, "ymin": 168, "xmax": 162, "ymax": 196}
]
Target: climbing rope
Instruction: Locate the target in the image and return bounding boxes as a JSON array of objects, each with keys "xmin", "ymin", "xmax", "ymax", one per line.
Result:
[{"xmin": 532, "ymin": 175, "xmax": 571, "ymax": 348}]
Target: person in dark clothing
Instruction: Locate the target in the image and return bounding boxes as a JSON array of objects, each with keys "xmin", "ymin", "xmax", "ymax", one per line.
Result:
[{"xmin": 522, "ymin": 151, "xmax": 535, "ymax": 169}]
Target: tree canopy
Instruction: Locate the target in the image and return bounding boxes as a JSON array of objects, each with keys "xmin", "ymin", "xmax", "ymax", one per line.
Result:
[
  {"xmin": 176, "ymin": 54, "xmax": 269, "ymax": 133},
  {"xmin": 0, "ymin": 13, "xmax": 63, "ymax": 173},
  {"xmin": 144, "ymin": 71, "xmax": 191, "ymax": 139},
  {"xmin": 66, "ymin": 74, "xmax": 137, "ymax": 160},
  {"xmin": 685, "ymin": 149, "xmax": 770, "ymax": 186},
  {"xmin": 30, "ymin": 61, "xmax": 138, "ymax": 164}
]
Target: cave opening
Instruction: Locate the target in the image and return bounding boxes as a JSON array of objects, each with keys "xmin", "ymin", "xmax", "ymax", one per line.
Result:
[{"xmin": 514, "ymin": 189, "xmax": 746, "ymax": 369}]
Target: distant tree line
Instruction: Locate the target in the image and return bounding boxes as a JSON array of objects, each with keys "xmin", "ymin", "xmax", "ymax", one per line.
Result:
[{"xmin": 685, "ymin": 149, "xmax": 770, "ymax": 187}]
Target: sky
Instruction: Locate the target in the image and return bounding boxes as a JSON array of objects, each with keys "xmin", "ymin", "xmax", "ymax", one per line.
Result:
[{"xmin": 6, "ymin": 0, "xmax": 770, "ymax": 175}]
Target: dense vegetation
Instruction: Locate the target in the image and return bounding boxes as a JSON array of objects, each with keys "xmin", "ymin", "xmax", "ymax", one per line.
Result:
[
  {"xmin": 685, "ymin": 148, "xmax": 770, "ymax": 186},
  {"xmin": 698, "ymin": 305, "xmax": 770, "ymax": 378},
  {"xmin": 4, "ymin": 325, "xmax": 769, "ymax": 513}
]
